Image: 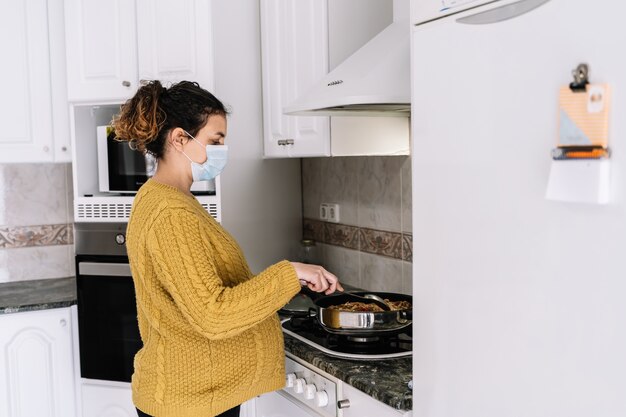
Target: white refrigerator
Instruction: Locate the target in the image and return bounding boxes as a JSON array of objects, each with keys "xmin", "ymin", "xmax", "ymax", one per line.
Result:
[{"xmin": 411, "ymin": 0, "xmax": 626, "ymax": 416}]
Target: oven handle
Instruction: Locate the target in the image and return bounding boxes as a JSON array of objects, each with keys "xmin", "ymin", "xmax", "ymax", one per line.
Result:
[{"xmin": 78, "ymin": 262, "xmax": 131, "ymax": 277}]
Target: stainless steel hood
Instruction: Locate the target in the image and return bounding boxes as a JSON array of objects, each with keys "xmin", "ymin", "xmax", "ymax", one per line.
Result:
[{"xmin": 283, "ymin": 19, "xmax": 410, "ymax": 117}]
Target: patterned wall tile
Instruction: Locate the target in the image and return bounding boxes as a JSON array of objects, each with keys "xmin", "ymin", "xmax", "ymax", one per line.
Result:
[
  {"xmin": 303, "ymin": 218, "xmax": 326, "ymax": 243},
  {"xmin": 359, "ymin": 227, "xmax": 403, "ymax": 259},
  {"xmin": 324, "ymin": 222, "xmax": 359, "ymax": 250},
  {"xmin": 304, "ymin": 218, "xmax": 412, "ymax": 263},
  {"xmin": 301, "ymin": 155, "xmax": 413, "ymax": 294},
  {"xmin": 0, "ymin": 224, "xmax": 73, "ymax": 249},
  {"xmin": 402, "ymin": 233, "xmax": 413, "ymax": 263}
]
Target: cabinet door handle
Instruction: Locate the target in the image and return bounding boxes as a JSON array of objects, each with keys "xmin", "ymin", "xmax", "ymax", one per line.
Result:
[
  {"xmin": 122, "ymin": 80, "xmax": 131, "ymax": 87},
  {"xmin": 277, "ymin": 139, "xmax": 295, "ymax": 146},
  {"xmin": 59, "ymin": 319, "xmax": 67, "ymax": 327}
]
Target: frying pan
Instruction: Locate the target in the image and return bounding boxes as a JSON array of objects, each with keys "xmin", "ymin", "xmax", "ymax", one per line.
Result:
[{"xmin": 311, "ymin": 291, "xmax": 412, "ymax": 335}]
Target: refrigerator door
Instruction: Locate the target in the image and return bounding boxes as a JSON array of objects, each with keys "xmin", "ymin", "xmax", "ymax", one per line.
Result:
[{"xmin": 411, "ymin": 0, "xmax": 626, "ymax": 416}]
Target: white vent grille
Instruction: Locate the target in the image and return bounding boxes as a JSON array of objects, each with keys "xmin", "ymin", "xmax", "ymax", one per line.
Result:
[
  {"xmin": 76, "ymin": 197, "xmax": 220, "ymax": 223},
  {"xmin": 201, "ymin": 203, "xmax": 219, "ymax": 220},
  {"xmin": 77, "ymin": 202, "xmax": 133, "ymax": 221}
]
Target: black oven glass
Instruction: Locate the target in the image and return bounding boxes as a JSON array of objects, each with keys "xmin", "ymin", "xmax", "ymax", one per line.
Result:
[
  {"xmin": 106, "ymin": 130, "xmax": 151, "ymax": 193},
  {"xmin": 77, "ymin": 256, "xmax": 142, "ymax": 383}
]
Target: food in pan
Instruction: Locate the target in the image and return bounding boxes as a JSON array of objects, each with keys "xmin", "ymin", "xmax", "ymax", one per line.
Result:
[{"xmin": 327, "ymin": 300, "xmax": 411, "ymax": 312}]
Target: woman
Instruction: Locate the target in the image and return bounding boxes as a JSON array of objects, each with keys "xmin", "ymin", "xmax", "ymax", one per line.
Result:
[{"xmin": 114, "ymin": 80, "xmax": 342, "ymax": 417}]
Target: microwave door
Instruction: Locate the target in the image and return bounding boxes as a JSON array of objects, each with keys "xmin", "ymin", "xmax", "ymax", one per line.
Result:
[{"xmin": 107, "ymin": 140, "xmax": 150, "ymax": 193}]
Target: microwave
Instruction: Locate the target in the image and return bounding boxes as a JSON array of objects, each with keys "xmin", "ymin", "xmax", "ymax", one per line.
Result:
[{"xmin": 96, "ymin": 126, "xmax": 215, "ymax": 194}]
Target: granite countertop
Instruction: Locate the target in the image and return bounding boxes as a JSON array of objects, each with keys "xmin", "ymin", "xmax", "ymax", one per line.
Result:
[
  {"xmin": 0, "ymin": 277, "xmax": 77, "ymax": 314},
  {"xmin": 283, "ymin": 333, "xmax": 413, "ymax": 412}
]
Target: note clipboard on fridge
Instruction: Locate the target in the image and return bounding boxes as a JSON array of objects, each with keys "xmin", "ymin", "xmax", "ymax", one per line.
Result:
[{"xmin": 546, "ymin": 64, "xmax": 612, "ymax": 204}]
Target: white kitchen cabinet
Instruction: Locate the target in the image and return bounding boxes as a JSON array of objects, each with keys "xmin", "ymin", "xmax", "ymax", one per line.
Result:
[
  {"xmin": 0, "ymin": 307, "xmax": 76, "ymax": 417},
  {"xmin": 260, "ymin": 0, "xmax": 331, "ymax": 158},
  {"xmin": 64, "ymin": 0, "xmax": 138, "ymax": 101},
  {"xmin": 256, "ymin": 391, "xmax": 307, "ymax": 416},
  {"xmin": 137, "ymin": 0, "xmax": 215, "ymax": 91},
  {"xmin": 0, "ymin": 0, "xmax": 71, "ymax": 163},
  {"xmin": 82, "ymin": 382, "xmax": 136, "ymax": 417},
  {"xmin": 65, "ymin": 0, "xmax": 215, "ymax": 102},
  {"xmin": 260, "ymin": 0, "xmax": 399, "ymax": 158}
]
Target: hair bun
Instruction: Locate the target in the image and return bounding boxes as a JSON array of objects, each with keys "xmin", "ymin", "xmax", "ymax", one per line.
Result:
[{"xmin": 111, "ymin": 80, "xmax": 166, "ymax": 152}]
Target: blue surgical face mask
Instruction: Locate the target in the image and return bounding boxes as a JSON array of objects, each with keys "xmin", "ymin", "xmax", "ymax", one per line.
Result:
[{"xmin": 181, "ymin": 130, "xmax": 228, "ymax": 182}]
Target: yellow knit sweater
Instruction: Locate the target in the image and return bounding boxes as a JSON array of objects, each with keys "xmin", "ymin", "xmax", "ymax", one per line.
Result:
[{"xmin": 125, "ymin": 179, "xmax": 300, "ymax": 417}]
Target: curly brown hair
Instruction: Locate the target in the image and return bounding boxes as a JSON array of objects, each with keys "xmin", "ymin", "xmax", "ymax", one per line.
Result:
[{"xmin": 112, "ymin": 80, "xmax": 228, "ymax": 157}]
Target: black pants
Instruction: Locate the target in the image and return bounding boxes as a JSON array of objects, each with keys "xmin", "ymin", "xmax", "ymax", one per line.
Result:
[{"xmin": 136, "ymin": 405, "xmax": 240, "ymax": 417}]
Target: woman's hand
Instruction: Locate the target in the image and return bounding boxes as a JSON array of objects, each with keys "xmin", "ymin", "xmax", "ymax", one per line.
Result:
[{"xmin": 290, "ymin": 262, "xmax": 344, "ymax": 295}]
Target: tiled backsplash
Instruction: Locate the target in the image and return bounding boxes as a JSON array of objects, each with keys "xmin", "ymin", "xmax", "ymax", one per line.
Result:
[
  {"xmin": 301, "ymin": 156, "xmax": 412, "ymax": 294},
  {"xmin": 0, "ymin": 163, "xmax": 74, "ymax": 282}
]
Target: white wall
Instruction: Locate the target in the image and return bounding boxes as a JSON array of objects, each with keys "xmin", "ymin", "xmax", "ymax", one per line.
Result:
[{"xmin": 211, "ymin": 1, "xmax": 302, "ymax": 274}]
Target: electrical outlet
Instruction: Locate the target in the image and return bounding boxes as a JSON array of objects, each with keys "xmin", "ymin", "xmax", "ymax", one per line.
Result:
[
  {"xmin": 319, "ymin": 203, "xmax": 329, "ymax": 220},
  {"xmin": 327, "ymin": 203, "xmax": 340, "ymax": 223}
]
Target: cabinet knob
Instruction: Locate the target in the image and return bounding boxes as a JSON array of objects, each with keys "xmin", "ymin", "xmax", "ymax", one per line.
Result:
[
  {"xmin": 122, "ymin": 80, "xmax": 131, "ymax": 87},
  {"xmin": 59, "ymin": 319, "xmax": 67, "ymax": 327},
  {"xmin": 43, "ymin": 146, "xmax": 50, "ymax": 152},
  {"xmin": 61, "ymin": 146, "xmax": 68, "ymax": 152}
]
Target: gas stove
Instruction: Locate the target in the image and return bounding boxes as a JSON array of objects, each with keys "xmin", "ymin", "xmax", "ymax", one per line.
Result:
[{"xmin": 281, "ymin": 316, "xmax": 412, "ymax": 360}]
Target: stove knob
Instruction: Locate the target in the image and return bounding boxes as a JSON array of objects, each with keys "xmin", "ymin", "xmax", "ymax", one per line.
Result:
[
  {"xmin": 304, "ymin": 383, "xmax": 317, "ymax": 400},
  {"xmin": 315, "ymin": 390, "xmax": 329, "ymax": 407},
  {"xmin": 294, "ymin": 378, "xmax": 306, "ymax": 394},
  {"xmin": 337, "ymin": 399, "xmax": 351, "ymax": 409},
  {"xmin": 286, "ymin": 373, "xmax": 297, "ymax": 388}
]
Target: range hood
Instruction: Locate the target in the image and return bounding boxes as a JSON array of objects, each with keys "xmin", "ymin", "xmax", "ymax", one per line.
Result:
[{"xmin": 283, "ymin": 19, "xmax": 410, "ymax": 117}]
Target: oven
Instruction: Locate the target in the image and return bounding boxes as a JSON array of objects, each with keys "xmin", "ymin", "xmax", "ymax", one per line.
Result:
[
  {"xmin": 75, "ymin": 222, "xmax": 141, "ymax": 383},
  {"xmin": 256, "ymin": 355, "xmax": 342, "ymax": 417},
  {"xmin": 258, "ymin": 354, "xmax": 408, "ymax": 417}
]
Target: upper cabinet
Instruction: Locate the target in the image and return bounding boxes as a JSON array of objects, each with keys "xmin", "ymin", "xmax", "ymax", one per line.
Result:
[
  {"xmin": 137, "ymin": 0, "xmax": 215, "ymax": 92},
  {"xmin": 0, "ymin": 0, "xmax": 71, "ymax": 163},
  {"xmin": 64, "ymin": 0, "xmax": 215, "ymax": 102},
  {"xmin": 260, "ymin": 0, "xmax": 331, "ymax": 158},
  {"xmin": 64, "ymin": 0, "xmax": 138, "ymax": 101},
  {"xmin": 260, "ymin": 0, "xmax": 408, "ymax": 158}
]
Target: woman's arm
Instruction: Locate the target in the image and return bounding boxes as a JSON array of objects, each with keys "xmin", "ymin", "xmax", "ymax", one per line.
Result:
[{"xmin": 146, "ymin": 208, "xmax": 300, "ymax": 340}]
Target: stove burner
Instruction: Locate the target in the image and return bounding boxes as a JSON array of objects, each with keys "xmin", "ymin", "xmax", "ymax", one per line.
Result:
[
  {"xmin": 282, "ymin": 316, "xmax": 412, "ymax": 359},
  {"xmin": 346, "ymin": 335, "xmax": 380, "ymax": 343}
]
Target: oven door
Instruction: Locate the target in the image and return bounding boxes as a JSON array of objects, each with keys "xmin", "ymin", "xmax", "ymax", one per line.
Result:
[
  {"xmin": 76, "ymin": 257, "xmax": 142, "ymax": 383},
  {"xmin": 257, "ymin": 391, "xmax": 325, "ymax": 417}
]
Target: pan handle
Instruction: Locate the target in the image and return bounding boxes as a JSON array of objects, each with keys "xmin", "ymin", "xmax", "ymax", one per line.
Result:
[
  {"xmin": 308, "ymin": 307, "xmax": 317, "ymax": 318},
  {"xmin": 397, "ymin": 310, "xmax": 411, "ymax": 324}
]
